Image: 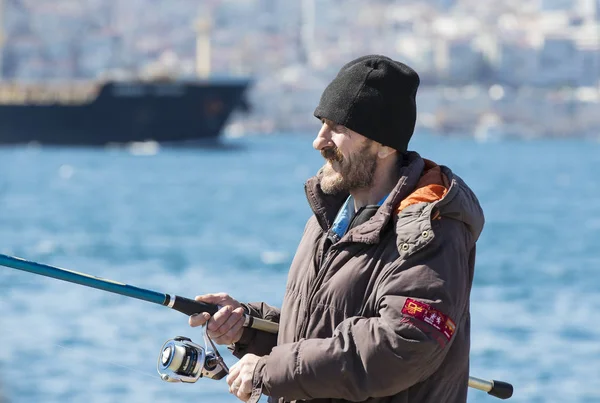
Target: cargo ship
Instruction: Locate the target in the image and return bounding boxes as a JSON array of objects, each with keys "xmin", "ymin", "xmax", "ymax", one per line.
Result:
[
  {"xmin": 0, "ymin": 77, "xmax": 251, "ymax": 146},
  {"xmin": 0, "ymin": 4, "xmax": 251, "ymax": 146}
]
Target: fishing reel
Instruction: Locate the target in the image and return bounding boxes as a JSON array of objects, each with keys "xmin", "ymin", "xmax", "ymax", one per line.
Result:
[{"xmin": 157, "ymin": 327, "xmax": 229, "ymax": 383}]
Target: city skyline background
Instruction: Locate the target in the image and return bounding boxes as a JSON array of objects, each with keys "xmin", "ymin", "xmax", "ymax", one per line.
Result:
[{"xmin": 1, "ymin": 0, "xmax": 599, "ymax": 137}]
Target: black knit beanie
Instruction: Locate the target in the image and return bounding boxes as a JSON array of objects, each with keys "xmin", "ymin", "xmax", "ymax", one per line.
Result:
[{"xmin": 314, "ymin": 55, "xmax": 420, "ymax": 152}]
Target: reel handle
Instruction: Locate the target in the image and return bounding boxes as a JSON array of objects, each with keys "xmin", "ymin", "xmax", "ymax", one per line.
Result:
[{"xmin": 169, "ymin": 295, "xmax": 279, "ymax": 334}]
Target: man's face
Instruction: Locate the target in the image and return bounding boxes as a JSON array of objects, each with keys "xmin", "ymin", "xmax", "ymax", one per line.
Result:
[{"xmin": 313, "ymin": 120, "xmax": 378, "ymax": 194}]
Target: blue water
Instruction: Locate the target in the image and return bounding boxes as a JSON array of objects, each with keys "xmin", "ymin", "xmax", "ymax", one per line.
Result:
[{"xmin": 0, "ymin": 132, "xmax": 599, "ymax": 403}]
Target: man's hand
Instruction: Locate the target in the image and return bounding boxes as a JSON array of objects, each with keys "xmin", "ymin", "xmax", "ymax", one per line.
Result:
[
  {"xmin": 188, "ymin": 293, "xmax": 246, "ymax": 345},
  {"xmin": 227, "ymin": 354, "xmax": 262, "ymax": 402}
]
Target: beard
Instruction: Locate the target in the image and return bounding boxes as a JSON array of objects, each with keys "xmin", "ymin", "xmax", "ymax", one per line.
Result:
[{"xmin": 319, "ymin": 142, "xmax": 378, "ymax": 194}]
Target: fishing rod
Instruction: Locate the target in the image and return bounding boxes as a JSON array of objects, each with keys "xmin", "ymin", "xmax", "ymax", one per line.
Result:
[
  {"xmin": 0, "ymin": 253, "xmax": 513, "ymax": 399},
  {"xmin": 0, "ymin": 253, "xmax": 277, "ymax": 334}
]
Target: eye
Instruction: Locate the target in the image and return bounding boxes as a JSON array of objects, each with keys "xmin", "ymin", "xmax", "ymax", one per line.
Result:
[{"xmin": 336, "ymin": 125, "xmax": 348, "ymax": 134}]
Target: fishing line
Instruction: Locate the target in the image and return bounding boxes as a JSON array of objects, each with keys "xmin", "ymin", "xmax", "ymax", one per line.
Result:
[{"xmin": 51, "ymin": 342, "xmax": 158, "ymax": 380}]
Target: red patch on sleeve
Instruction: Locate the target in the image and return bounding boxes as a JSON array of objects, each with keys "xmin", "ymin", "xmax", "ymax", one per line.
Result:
[{"xmin": 401, "ymin": 298, "xmax": 456, "ymax": 341}]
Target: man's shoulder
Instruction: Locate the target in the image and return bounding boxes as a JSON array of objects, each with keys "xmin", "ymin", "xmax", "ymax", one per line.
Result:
[
  {"xmin": 433, "ymin": 166, "xmax": 485, "ymax": 243},
  {"xmin": 392, "ymin": 160, "xmax": 484, "ymax": 246}
]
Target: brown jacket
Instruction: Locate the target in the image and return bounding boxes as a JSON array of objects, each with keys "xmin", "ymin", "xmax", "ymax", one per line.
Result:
[{"xmin": 232, "ymin": 152, "xmax": 485, "ymax": 403}]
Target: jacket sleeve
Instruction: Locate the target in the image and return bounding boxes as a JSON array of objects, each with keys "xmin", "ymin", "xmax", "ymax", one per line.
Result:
[
  {"xmin": 257, "ymin": 218, "xmax": 473, "ymax": 401},
  {"xmin": 229, "ymin": 302, "xmax": 280, "ymax": 358}
]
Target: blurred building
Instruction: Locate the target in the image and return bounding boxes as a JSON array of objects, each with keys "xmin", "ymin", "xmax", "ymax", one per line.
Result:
[
  {"xmin": 541, "ymin": 0, "xmax": 574, "ymax": 11},
  {"xmin": 497, "ymin": 39, "xmax": 539, "ymax": 87},
  {"xmin": 537, "ymin": 34, "xmax": 581, "ymax": 86},
  {"xmin": 436, "ymin": 37, "xmax": 486, "ymax": 85}
]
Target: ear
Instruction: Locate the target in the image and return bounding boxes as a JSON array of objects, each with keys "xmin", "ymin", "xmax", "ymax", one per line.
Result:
[{"xmin": 377, "ymin": 145, "xmax": 396, "ymax": 159}]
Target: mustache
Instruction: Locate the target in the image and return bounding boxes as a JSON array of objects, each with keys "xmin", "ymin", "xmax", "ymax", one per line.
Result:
[{"xmin": 321, "ymin": 146, "xmax": 343, "ymax": 162}]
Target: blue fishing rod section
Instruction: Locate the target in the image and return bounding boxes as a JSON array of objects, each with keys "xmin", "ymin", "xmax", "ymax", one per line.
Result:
[{"xmin": 0, "ymin": 253, "xmax": 218, "ymax": 316}]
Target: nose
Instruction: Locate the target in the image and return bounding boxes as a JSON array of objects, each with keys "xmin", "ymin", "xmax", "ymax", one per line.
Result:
[{"xmin": 313, "ymin": 123, "xmax": 332, "ymax": 151}]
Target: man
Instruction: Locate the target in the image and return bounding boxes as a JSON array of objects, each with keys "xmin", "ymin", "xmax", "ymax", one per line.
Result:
[{"xmin": 189, "ymin": 55, "xmax": 485, "ymax": 403}]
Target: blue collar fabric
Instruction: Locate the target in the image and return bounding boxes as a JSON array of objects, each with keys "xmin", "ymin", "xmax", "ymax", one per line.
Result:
[{"xmin": 331, "ymin": 194, "xmax": 388, "ymax": 239}]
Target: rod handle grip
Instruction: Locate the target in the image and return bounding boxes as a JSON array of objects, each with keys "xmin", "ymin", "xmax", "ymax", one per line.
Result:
[
  {"xmin": 170, "ymin": 296, "xmax": 280, "ymax": 334},
  {"xmin": 244, "ymin": 315, "xmax": 279, "ymax": 334},
  {"xmin": 171, "ymin": 296, "xmax": 219, "ymax": 316}
]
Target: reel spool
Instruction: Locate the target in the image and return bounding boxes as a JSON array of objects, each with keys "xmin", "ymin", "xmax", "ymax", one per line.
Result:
[{"xmin": 157, "ymin": 330, "xmax": 228, "ymax": 383}]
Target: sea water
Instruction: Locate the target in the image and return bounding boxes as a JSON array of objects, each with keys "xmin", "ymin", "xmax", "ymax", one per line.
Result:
[{"xmin": 0, "ymin": 132, "xmax": 599, "ymax": 403}]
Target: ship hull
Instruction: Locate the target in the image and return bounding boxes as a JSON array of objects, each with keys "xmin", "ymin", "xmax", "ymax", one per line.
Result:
[{"xmin": 0, "ymin": 79, "xmax": 250, "ymax": 146}]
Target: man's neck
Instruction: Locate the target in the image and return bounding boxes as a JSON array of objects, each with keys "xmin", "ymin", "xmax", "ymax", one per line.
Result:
[
  {"xmin": 351, "ymin": 166, "xmax": 401, "ymax": 211},
  {"xmin": 351, "ymin": 187, "xmax": 391, "ymax": 211}
]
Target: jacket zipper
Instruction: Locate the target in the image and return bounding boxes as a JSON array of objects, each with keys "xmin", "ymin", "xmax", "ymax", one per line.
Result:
[{"xmin": 299, "ymin": 235, "xmax": 339, "ymax": 339}]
